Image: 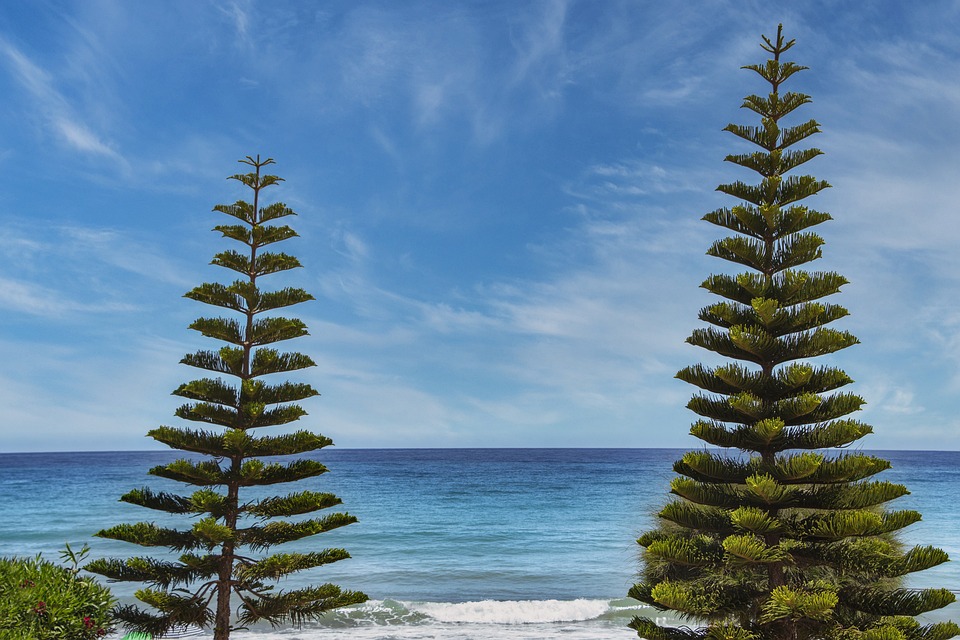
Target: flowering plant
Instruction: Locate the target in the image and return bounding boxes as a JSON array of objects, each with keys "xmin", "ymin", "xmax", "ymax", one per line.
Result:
[{"xmin": 0, "ymin": 544, "xmax": 115, "ymax": 639}]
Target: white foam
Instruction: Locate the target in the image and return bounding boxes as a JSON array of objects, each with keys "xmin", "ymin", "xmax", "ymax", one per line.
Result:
[
  {"xmin": 232, "ymin": 627, "xmax": 636, "ymax": 640},
  {"xmin": 409, "ymin": 598, "xmax": 611, "ymax": 624},
  {"xmin": 193, "ymin": 599, "xmax": 651, "ymax": 639}
]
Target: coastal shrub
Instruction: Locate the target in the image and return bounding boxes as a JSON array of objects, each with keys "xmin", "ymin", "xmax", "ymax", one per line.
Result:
[
  {"xmin": 86, "ymin": 156, "xmax": 367, "ymax": 640},
  {"xmin": 629, "ymin": 26, "xmax": 959, "ymax": 640},
  {"xmin": 0, "ymin": 544, "xmax": 114, "ymax": 639}
]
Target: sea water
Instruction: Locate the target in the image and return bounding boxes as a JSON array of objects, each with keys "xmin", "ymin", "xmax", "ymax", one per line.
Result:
[{"xmin": 1, "ymin": 448, "xmax": 957, "ymax": 639}]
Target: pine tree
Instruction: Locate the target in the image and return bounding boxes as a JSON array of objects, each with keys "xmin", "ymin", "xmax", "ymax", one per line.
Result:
[
  {"xmin": 628, "ymin": 26, "xmax": 958, "ymax": 640},
  {"xmin": 87, "ymin": 156, "xmax": 367, "ymax": 639}
]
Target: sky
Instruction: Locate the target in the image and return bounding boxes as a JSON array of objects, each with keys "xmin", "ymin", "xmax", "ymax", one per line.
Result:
[{"xmin": 1, "ymin": 1, "xmax": 959, "ymax": 452}]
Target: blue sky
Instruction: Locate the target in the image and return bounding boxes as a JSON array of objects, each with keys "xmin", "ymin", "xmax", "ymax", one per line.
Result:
[{"xmin": 2, "ymin": 1, "xmax": 959, "ymax": 452}]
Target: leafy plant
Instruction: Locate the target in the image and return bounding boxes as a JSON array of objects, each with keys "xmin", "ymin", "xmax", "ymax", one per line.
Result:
[{"xmin": 0, "ymin": 544, "xmax": 114, "ymax": 639}]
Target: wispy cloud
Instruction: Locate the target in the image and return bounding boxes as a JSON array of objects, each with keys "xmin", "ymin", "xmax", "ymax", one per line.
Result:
[
  {"xmin": 0, "ymin": 222, "xmax": 193, "ymax": 321},
  {"xmin": 54, "ymin": 116, "xmax": 120, "ymax": 158},
  {"xmin": 3, "ymin": 1, "xmax": 959, "ymax": 452},
  {"xmin": 57, "ymin": 225, "xmax": 194, "ymax": 288},
  {"xmin": 219, "ymin": 0, "xmax": 252, "ymax": 44},
  {"xmin": 0, "ymin": 336, "xmax": 186, "ymax": 451},
  {"xmin": 571, "ymin": 160, "xmax": 710, "ymax": 203},
  {"xmin": 505, "ymin": 0, "xmax": 569, "ymax": 91},
  {"xmin": 291, "ymin": 147, "xmax": 713, "ymax": 446},
  {"xmin": 0, "ymin": 276, "xmax": 136, "ymax": 317},
  {"xmin": 0, "ymin": 37, "xmax": 126, "ymax": 168}
]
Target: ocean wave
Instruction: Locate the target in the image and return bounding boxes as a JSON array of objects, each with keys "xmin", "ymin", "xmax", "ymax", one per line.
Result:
[
  {"xmin": 227, "ymin": 598, "xmax": 653, "ymax": 639},
  {"xmin": 408, "ymin": 598, "xmax": 613, "ymax": 624},
  {"xmin": 102, "ymin": 600, "xmax": 672, "ymax": 640},
  {"xmin": 270, "ymin": 597, "xmax": 652, "ymax": 628}
]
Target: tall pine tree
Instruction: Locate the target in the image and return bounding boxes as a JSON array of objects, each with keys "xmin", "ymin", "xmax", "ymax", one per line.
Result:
[
  {"xmin": 629, "ymin": 26, "xmax": 958, "ymax": 640},
  {"xmin": 87, "ymin": 156, "xmax": 367, "ymax": 639}
]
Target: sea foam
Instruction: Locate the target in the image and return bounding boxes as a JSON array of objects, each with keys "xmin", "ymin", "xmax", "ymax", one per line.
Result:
[
  {"xmin": 409, "ymin": 598, "xmax": 612, "ymax": 624},
  {"xmin": 228, "ymin": 600, "xmax": 643, "ymax": 640},
  {"xmin": 226, "ymin": 598, "xmax": 650, "ymax": 639}
]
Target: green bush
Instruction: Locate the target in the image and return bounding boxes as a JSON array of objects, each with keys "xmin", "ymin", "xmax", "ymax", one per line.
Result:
[{"xmin": 0, "ymin": 545, "xmax": 115, "ymax": 640}]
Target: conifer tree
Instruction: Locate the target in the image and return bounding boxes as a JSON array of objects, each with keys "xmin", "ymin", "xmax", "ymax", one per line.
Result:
[
  {"xmin": 629, "ymin": 26, "xmax": 958, "ymax": 640},
  {"xmin": 87, "ymin": 156, "xmax": 367, "ymax": 639}
]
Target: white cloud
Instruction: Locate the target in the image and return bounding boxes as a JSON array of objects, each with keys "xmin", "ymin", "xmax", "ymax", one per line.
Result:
[
  {"xmin": 57, "ymin": 225, "xmax": 194, "ymax": 288},
  {"xmin": 505, "ymin": 0, "xmax": 569, "ymax": 89},
  {"xmin": 0, "ymin": 276, "xmax": 135, "ymax": 317},
  {"xmin": 3, "ymin": 0, "xmax": 960, "ymax": 453},
  {"xmin": 0, "ymin": 337, "xmax": 184, "ymax": 452},
  {"xmin": 290, "ymin": 147, "xmax": 713, "ymax": 447},
  {"xmin": 219, "ymin": 0, "xmax": 252, "ymax": 44},
  {"xmin": 0, "ymin": 37, "xmax": 126, "ymax": 167},
  {"xmin": 416, "ymin": 302, "xmax": 503, "ymax": 335},
  {"xmin": 0, "ymin": 222, "xmax": 195, "ymax": 323},
  {"xmin": 0, "ymin": 37, "xmax": 51, "ymax": 96},
  {"xmin": 54, "ymin": 116, "xmax": 120, "ymax": 158},
  {"xmin": 340, "ymin": 231, "xmax": 370, "ymax": 263},
  {"xmin": 573, "ymin": 161, "xmax": 708, "ymax": 202}
]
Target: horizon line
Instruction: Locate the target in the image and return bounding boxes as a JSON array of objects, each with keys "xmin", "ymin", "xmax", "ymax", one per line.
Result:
[{"xmin": 2, "ymin": 446, "xmax": 957, "ymax": 455}]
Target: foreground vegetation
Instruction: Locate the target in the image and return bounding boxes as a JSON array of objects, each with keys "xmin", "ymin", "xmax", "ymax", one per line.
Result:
[{"xmin": 0, "ymin": 545, "xmax": 114, "ymax": 639}]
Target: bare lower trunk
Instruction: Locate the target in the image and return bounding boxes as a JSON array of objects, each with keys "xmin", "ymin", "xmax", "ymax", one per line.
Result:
[
  {"xmin": 214, "ymin": 466, "xmax": 241, "ymax": 640},
  {"xmin": 213, "ymin": 542, "xmax": 234, "ymax": 640}
]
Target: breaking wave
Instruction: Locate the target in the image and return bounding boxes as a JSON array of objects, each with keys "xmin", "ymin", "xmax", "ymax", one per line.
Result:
[{"xmin": 227, "ymin": 598, "xmax": 665, "ymax": 639}]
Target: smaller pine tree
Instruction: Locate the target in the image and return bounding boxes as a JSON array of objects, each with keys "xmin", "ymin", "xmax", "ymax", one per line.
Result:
[{"xmin": 87, "ymin": 156, "xmax": 367, "ymax": 640}]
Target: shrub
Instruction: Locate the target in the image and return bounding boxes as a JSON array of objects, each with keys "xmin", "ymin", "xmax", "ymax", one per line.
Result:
[{"xmin": 0, "ymin": 544, "xmax": 114, "ymax": 640}]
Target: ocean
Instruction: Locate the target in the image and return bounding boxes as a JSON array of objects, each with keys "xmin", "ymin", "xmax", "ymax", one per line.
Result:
[{"xmin": 1, "ymin": 448, "xmax": 957, "ymax": 639}]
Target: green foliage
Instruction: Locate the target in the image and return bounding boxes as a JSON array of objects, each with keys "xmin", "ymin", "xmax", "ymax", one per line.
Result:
[
  {"xmin": 88, "ymin": 156, "xmax": 366, "ymax": 640},
  {"xmin": 630, "ymin": 26, "xmax": 957, "ymax": 640},
  {"xmin": 0, "ymin": 544, "xmax": 115, "ymax": 639}
]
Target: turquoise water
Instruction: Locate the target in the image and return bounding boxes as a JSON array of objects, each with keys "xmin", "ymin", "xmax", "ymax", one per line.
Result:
[{"xmin": 1, "ymin": 448, "xmax": 957, "ymax": 639}]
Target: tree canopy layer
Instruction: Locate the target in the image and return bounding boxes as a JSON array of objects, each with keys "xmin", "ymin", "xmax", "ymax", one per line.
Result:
[
  {"xmin": 88, "ymin": 157, "xmax": 366, "ymax": 640},
  {"xmin": 629, "ymin": 26, "xmax": 958, "ymax": 640}
]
